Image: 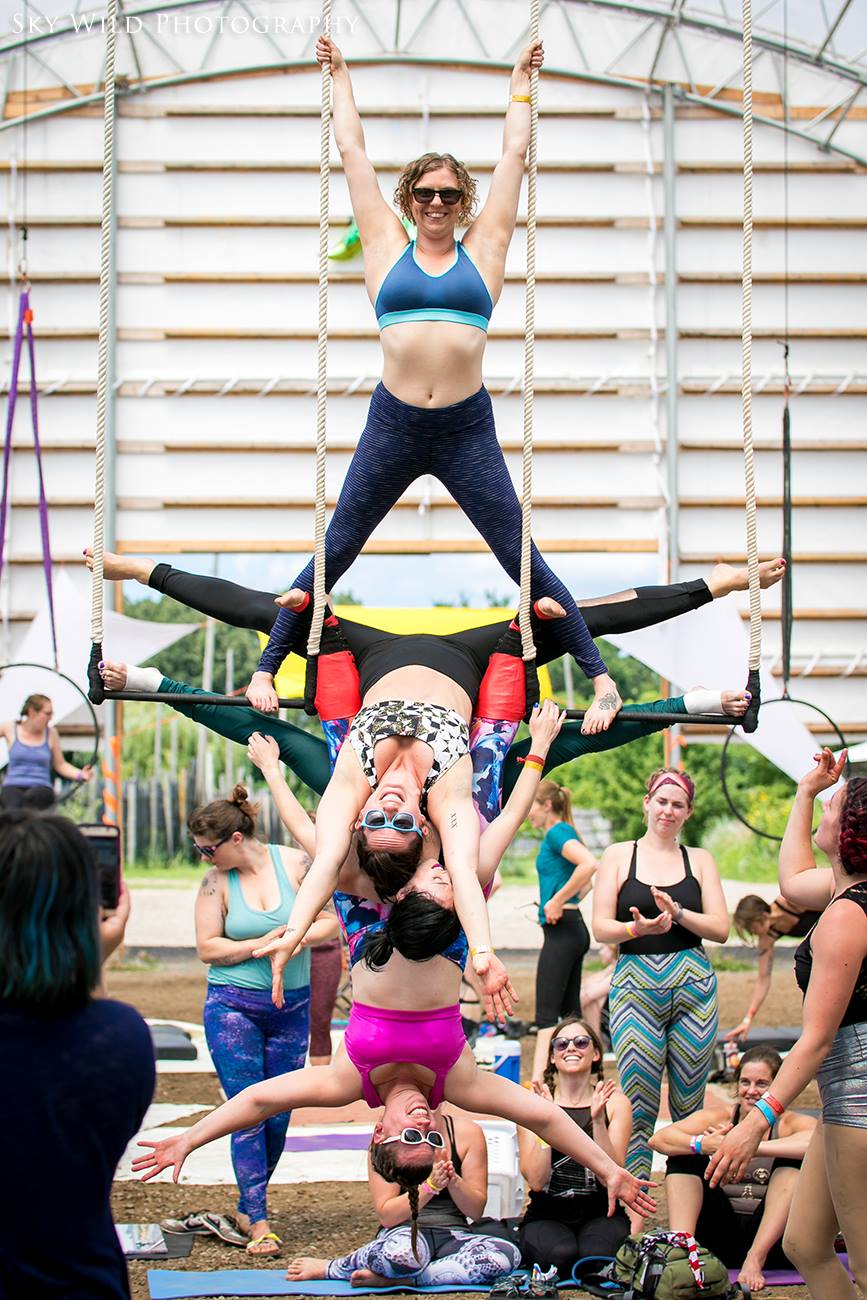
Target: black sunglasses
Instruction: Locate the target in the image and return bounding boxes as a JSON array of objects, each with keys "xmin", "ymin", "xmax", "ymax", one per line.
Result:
[
  {"xmin": 411, "ymin": 186, "xmax": 463, "ymax": 205},
  {"xmin": 552, "ymin": 1035, "xmax": 592, "ymax": 1054},
  {"xmin": 192, "ymin": 834, "xmax": 231, "ymax": 860}
]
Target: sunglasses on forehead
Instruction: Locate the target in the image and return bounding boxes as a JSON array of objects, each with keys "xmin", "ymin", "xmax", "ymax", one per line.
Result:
[
  {"xmin": 380, "ymin": 1128, "xmax": 445, "ymax": 1149},
  {"xmin": 411, "ymin": 186, "xmax": 463, "ymax": 205}
]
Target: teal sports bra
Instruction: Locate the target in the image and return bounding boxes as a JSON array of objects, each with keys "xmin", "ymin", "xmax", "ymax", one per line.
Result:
[{"xmin": 207, "ymin": 844, "xmax": 311, "ymax": 992}]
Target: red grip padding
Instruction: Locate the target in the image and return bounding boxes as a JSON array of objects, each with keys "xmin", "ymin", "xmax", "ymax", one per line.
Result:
[
  {"xmin": 476, "ymin": 652, "xmax": 527, "ymax": 722},
  {"xmin": 314, "ymin": 650, "xmax": 362, "ymax": 722}
]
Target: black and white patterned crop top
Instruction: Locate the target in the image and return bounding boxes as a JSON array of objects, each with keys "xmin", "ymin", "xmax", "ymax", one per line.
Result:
[{"xmin": 349, "ymin": 700, "xmax": 469, "ymax": 798}]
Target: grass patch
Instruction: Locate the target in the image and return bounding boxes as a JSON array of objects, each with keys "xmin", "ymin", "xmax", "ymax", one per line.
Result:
[{"xmin": 124, "ymin": 855, "xmax": 204, "ymax": 885}]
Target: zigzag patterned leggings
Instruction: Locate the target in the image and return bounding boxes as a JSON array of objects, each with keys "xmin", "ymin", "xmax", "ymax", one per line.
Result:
[{"xmin": 608, "ymin": 949, "xmax": 719, "ymax": 1182}]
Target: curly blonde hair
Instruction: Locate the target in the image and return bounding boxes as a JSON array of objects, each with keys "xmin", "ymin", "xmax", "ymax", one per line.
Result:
[{"xmin": 394, "ymin": 153, "xmax": 478, "ymax": 227}]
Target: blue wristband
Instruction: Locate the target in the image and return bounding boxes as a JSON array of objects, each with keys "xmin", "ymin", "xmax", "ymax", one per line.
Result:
[{"xmin": 753, "ymin": 1098, "xmax": 776, "ymax": 1128}]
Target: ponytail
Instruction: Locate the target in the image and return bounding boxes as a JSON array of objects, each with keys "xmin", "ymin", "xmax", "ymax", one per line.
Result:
[
  {"xmin": 536, "ymin": 778, "xmax": 573, "ymax": 825},
  {"xmin": 361, "ymin": 888, "xmax": 462, "ymax": 970}
]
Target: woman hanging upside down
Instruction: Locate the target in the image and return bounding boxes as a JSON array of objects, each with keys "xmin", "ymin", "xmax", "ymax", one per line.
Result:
[{"xmin": 131, "ymin": 699, "xmax": 659, "ymax": 1229}]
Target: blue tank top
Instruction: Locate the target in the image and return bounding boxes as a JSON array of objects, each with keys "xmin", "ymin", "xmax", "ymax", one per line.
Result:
[
  {"xmin": 5, "ymin": 729, "xmax": 52, "ymax": 787},
  {"xmin": 208, "ymin": 844, "xmax": 311, "ymax": 992},
  {"xmin": 374, "ymin": 241, "xmax": 493, "ymax": 332}
]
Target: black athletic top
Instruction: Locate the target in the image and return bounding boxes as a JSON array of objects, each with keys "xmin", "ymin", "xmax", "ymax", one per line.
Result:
[
  {"xmin": 523, "ymin": 1105, "xmax": 608, "ymax": 1224},
  {"xmin": 418, "ymin": 1115, "xmax": 468, "ymax": 1229},
  {"xmin": 794, "ymin": 882, "xmax": 867, "ymax": 1027},
  {"xmin": 769, "ymin": 897, "xmax": 823, "ymax": 941},
  {"xmin": 338, "ymin": 618, "xmax": 494, "ymax": 702},
  {"xmin": 616, "ymin": 843, "xmax": 703, "ymax": 955}
]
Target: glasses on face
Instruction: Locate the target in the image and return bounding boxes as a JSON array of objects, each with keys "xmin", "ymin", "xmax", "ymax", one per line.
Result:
[
  {"xmin": 411, "ymin": 186, "xmax": 463, "ymax": 206},
  {"xmin": 359, "ymin": 810, "xmax": 423, "ymax": 837},
  {"xmin": 192, "ymin": 834, "xmax": 231, "ymax": 860},
  {"xmin": 380, "ymin": 1128, "xmax": 445, "ymax": 1150},
  {"xmin": 552, "ymin": 1035, "xmax": 592, "ymax": 1054}
]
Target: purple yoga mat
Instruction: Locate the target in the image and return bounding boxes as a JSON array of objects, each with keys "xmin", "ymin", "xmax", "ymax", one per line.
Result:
[
  {"xmin": 284, "ymin": 1132, "xmax": 372, "ymax": 1152},
  {"xmin": 728, "ymin": 1252, "xmax": 850, "ymax": 1286}
]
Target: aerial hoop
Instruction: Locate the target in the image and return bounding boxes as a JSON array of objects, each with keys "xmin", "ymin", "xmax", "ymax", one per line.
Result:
[
  {"xmin": 720, "ymin": 694, "xmax": 848, "ymax": 841},
  {"xmin": 0, "ymin": 661, "xmax": 100, "ymax": 806}
]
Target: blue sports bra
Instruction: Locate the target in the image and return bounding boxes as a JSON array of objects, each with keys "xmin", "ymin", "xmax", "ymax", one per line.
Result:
[
  {"xmin": 374, "ymin": 241, "xmax": 493, "ymax": 332},
  {"xmin": 333, "ymin": 888, "xmax": 469, "ymax": 970}
]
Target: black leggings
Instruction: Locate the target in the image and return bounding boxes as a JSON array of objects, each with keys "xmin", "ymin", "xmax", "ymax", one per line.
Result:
[
  {"xmin": 534, "ymin": 909, "xmax": 591, "ymax": 1030},
  {"xmin": 666, "ymin": 1153, "xmax": 798, "ymax": 1269},
  {"xmin": 147, "ymin": 565, "xmax": 711, "ymax": 649},
  {"xmin": 519, "ymin": 1208, "xmax": 630, "ymax": 1274}
]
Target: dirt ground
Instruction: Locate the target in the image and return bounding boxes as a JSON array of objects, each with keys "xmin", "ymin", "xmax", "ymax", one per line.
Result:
[{"xmin": 109, "ymin": 956, "xmax": 815, "ymax": 1300}]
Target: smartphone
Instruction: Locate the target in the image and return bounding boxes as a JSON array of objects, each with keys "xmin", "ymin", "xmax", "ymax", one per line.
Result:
[{"xmin": 79, "ymin": 823, "xmax": 122, "ymax": 910}]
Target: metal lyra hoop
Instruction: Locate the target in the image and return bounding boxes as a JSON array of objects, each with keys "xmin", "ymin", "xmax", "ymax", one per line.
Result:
[{"xmin": 0, "ymin": 661, "xmax": 100, "ymax": 806}]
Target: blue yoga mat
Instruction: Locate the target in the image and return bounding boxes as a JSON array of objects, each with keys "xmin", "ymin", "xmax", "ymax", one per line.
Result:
[{"xmin": 147, "ymin": 1273, "xmax": 495, "ymax": 1298}]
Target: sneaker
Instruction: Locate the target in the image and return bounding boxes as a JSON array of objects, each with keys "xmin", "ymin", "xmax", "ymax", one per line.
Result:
[
  {"xmin": 200, "ymin": 1212, "xmax": 250, "ymax": 1247},
  {"xmin": 160, "ymin": 1212, "xmax": 213, "ymax": 1236},
  {"xmin": 529, "ymin": 1263, "xmax": 559, "ymax": 1298}
]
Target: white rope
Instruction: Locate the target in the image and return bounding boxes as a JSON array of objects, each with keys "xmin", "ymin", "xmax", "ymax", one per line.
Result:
[
  {"xmin": 741, "ymin": 0, "xmax": 762, "ymax": 671},
  {"xmin": 519, "ymin": 0, "xmax": 540, "ymax": 661},
  {"xmin": 90, "ymin": 0, "xmax": 118, "ymax": 644},
  {"xmin": 306, "ymin": 0, "xmax": 333, "ymax": 660}
]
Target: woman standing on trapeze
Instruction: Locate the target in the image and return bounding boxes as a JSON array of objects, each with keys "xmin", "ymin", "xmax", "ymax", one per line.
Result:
[{"xmin": 246, "ymin": 35, "xmax": 622, "ymax": 736}]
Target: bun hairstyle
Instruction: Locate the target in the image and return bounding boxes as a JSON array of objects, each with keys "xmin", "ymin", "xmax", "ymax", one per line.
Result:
[
  {"xmin": 645, "ymin": 767, "xmax": 695, "ymax": 806},
  {"xmin": 733, "ymin": 894, "xmax": 771, "ymax": 943},
  {"xmin": 542, "ymin": 1017, "xmax": 604, "ymax": 1098},
  {"xmin": 188, "ymin": 783, "xmax": 259, "ymax": 842},
  {"xmin": 355, "ymin": 833, "xmax": 424, "ymax": 903},
  {"xmin": 839, "ymin": 778, "xmax": 867, "ymax": 876},
  {"xmin": 393, "ymin": 152, "xmax": 479, "ymax": 227},
  {"xmin": 19, "ymin": 693, "xmax": 50, "ymax": 721},
  {"xmin": 735, "ymin": 1045, "xmax": 782, "ymax": 1084},
  {"xmin": 361, "ymin": 889, "xmax": 462, "ymax": 970},
  {"xmin": 369, "ymin": 1138, "xmax": 432, "ymax": 1260},
  {"xmin": 536, "ymin": 779, "xmax": 573, "ymax": 824}
]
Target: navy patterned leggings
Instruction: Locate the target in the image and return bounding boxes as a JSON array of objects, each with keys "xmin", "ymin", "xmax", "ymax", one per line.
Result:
[
  {"xmin": 257, "ymin": 383, "xmax": 607, "ymax": 681},
  {"xmin": 203, "ymin": 983, "xmax": 310, "ymax": 1223}
]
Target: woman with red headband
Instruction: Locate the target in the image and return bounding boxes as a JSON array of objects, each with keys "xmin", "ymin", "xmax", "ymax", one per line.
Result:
[{"xmin": 592, "ymin": 766, "xmax": 730, "ymax": 1186}]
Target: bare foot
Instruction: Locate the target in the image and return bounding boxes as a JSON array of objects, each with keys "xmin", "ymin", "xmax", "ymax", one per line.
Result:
[
  {"xmin": 582, "ymin": 674, "xmax": 622, "ymax": 736},
  {"xmin": 351, "ymin": 1269, "xmax": 394, "ymax": 1288},
  {"xmin": 274, "ymin": 587, "xmax": 310, "ymax": 610},
  {"xmin": 534, "ymin": 597, "xmax": 566, "ymax": 620},
  {"xmin": 83, "ymin": 546, "xmax": 155, "ymax": 585},
  {"xmin": 722, "ymin": 689, "xmax": 750, "ymax": 718},
  {"xmin": 708, "ymin": 558, "xmax": 785, "ymax": 598},
  {"xmin": 100, "ymin": 660, "xmax": 129, "ymax": 691},
  {"xmin": 738, "ymin": 1254, "xmax": 767, "ymax": 1291},
  {"xmin": 286, "ymin": 1257, "xmax": 330, "ymax": 1280}
]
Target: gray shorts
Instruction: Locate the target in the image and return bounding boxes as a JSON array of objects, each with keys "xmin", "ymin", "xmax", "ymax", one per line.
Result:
[{"xmin": 818, "ymin": 1022, "xmax": 867, "ymax": 1128}]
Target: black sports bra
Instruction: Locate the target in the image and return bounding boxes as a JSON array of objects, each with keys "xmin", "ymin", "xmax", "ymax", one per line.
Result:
[
  {"xmin": 794, "ymin": 882, "xmax": 867, "ymax": 1028},
  {"xmin": 616, "ymin": 842, "xmax": 703, "ymax": 954}
]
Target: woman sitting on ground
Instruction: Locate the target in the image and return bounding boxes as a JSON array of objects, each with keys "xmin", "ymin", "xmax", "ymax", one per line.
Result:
[
  {"xmin": 727, "ymin": 891, "xmax": 831, "ymax": 1044},
  {"xmin": 651, "ymin": 1046, "xmax": 815, "ymax": 1292},
  {"xmin": 132, "ymin": 701, "xmax": 657, "ymax": 1225},
  {"xmin": 287, "ymin": 1107, "xmax": 520, "ymax": 1288},
  {"xmin": 518, "ymin": 1018, "xmax": 632, "ymax": 1280},
  {"xmin": 191, "ymin": 784, "xmax": 338, "ymax": 1257},
  {"xmin": 0, "ymin": 810, "xmax": 151, "ymax": 1299}
]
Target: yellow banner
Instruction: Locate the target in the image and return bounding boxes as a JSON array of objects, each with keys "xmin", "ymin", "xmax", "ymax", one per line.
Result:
[{"xmin": 257, "ymin": 606, "xmax": 553, "ymax": 703}]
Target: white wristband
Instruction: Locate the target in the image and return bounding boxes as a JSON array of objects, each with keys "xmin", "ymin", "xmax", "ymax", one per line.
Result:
[{"xmin": 683, "ymin": 687, "xmax": 723, "ymax": 716}]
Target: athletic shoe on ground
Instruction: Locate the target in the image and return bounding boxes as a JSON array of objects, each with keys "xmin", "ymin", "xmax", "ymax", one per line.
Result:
[
  {"xmin": 200, "ymin": 1212, "xmax": 250, "ymax": 1247},
  {"xmin": 160, "ymin": 1212, "xmax": 213, "ymax": 1236}
]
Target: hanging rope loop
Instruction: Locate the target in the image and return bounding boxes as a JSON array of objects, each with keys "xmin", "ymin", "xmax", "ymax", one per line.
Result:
[
  {"xmin": 305, "ymin": 0, "xmax": 333, "ymax": 685},
  {"xmin": 519, "ymin": 0, "xmax": 540, "ymax": 665}
]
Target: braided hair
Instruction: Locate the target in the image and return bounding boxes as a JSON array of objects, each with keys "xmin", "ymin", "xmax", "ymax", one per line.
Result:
[
  {"xmin": 369, "ymin": 1139, "xmax": 432, "ymax": 1260},
  {"xmin": 541, "ymin": 1017, "xmax": 605, "ymax": 1098},
  {"xmin": 840, "ymin": 778, "xmax": 867, "ymax": 876}
]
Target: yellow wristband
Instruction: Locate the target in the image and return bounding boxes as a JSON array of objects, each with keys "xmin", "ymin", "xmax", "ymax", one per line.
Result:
[
  {"xmin": 470, "ymin": 945, "xmax": 493, "ymax": 958},
  {"xmin": 626, "ymin": 923, "xmax": 638, "ymax": 940},
  {"xmin": 524, "ymin": 760, "xmax": 544, "ymax": 773},
  {"xmin": 511, "ymin": 94, "xmax": 531, "ymax": 103},
  {"xmin": 425, "ymin": 1176, "xmax": 440, "ymax": 1194}
]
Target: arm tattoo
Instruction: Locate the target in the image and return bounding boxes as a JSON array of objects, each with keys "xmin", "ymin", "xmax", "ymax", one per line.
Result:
[
  {"xmin": 450, "ymin": 811, "xmax": 458, "ymax": 829},
  {"xmin": 199, "ymin": 871, "xmax": 219, "ymax": 898},
  {"xmin": 298, "ymin": 853, "xmax": 312, "ymax": 879}
]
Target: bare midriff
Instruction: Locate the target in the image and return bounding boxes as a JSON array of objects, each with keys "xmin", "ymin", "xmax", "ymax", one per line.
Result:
[
  {"xmin": 363, "ymin": 664, "xmax": 473, "ymax": 718},
  {"xmin": 353, "ymin": 950, "xmax": 461, "ymax": 1010},
  {"xmin": 380, "ymin": 320, "xmax": 487, "ymax": 407}
]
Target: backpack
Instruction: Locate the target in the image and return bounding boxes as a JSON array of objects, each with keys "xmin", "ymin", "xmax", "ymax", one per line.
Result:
[{"xmin": 582, "ymin": 1231, "xmax": 748, "ymax": 1300}]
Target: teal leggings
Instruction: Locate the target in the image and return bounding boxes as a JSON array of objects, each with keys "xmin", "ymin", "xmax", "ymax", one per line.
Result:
[{"xmin": 157, "ymin": 677, "xmax": 688, "ymax": 800}]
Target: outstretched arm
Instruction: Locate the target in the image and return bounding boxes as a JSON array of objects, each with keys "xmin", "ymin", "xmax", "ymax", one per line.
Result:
[
  {"xmin": 247, "ymin": 732, "xmax": 317, "ymax": 857},
  {"xmin": 778, "ymin": 750, "xmax": 843, "ymax": 909},
  {"xmin": 132, "ymin": 1055, "xmax": 362, "ymax": 1183}
]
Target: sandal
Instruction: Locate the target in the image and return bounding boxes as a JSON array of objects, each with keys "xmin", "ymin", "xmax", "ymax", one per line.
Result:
[
  {"xmin": 488, "ymin": 1275, "xmax": 529, "ymax": 1298},
  {"xmin": 200, "ymin": 1212, "xmax": 250, "ymax": 1247},
  {"xmin": 528, "ymin": 1264, "xmax": 559, "ymax": 1298},
  {"xmin": 246, "ymin": 1232, "xmax": 282, "ymax": 1257}
]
